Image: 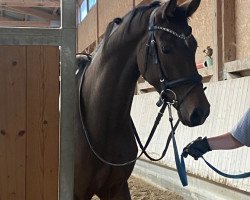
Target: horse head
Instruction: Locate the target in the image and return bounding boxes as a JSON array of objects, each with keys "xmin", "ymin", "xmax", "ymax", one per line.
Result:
[{"xmin": 137, "ymin": 0, "xmax": 210, "ymax": 127}]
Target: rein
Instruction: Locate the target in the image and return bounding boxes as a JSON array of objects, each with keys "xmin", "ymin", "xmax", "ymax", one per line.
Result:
[
  {"xmin": 78, "ymin": 63, "xmax": 185, "ymax": 168},
  {"xmin": 78, "ymin": 63, "xmax": 178, "ymax": 166}
]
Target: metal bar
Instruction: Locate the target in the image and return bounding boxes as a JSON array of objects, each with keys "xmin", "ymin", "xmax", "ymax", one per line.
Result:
[
  {"xmin": 0, "ymin": 21, "xmax": 51, "ymax": 27},
  {"xmin": 59, "ymin": 29, "xmax": 76, "ymax": 200},
  {"xmin": 0, "ymin": 27, "xmax": 61, "ymax": 36},
  {"xmin": 0, "ymin": 34, "xmax": 61, "ymax": 45},
  {"xmin": 0, "ymin": 28, "xmax": 62, "ymax": 45},
  {"xmin": 61, "ymin": 1, "xmax": 76, "ymax": 29},
  {"xmin": 59, "ymin": 0, "xmax": 76, "ymax": 200}
]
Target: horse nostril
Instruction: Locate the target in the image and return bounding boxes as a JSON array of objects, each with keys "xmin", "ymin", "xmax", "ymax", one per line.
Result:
[{"xmin": 190, "ymin": 108, "xmax": 204, "ymax": 126}]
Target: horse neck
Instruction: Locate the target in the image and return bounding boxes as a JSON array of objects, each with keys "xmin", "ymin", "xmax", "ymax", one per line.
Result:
[
  {"xmin": 91, "ymin": 46, "xmax": 139, "ymax": 122},
  {"xmin": 83, "ymin": 9, "xmax": 152, "ymax": 136}
]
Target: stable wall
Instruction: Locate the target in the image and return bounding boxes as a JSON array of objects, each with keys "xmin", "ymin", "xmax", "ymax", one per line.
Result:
[
  {"xmin": 131, "ymin": 76, "xmax": 250, "ymax": 193},
  {"xmin": 189, "ymin": 0, "xmax": 213, "ymax": 63},
  {"xmin": 77, "ymin": 0, "xmax": 250, "ymax": 60},
  {"xmin": 78, "ymin": 5, "xmax": 98, "ymax": 52},
  {"xmin": 77, "ymin": 0, "xmax": 214, "ymax": 64},
  {"xmin": 98, "ymin": 0, "xmax": 133, "ymax": 37}
]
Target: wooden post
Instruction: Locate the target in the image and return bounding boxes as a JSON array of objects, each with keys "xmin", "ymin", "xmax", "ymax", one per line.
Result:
[
  {"xmin": 96, "ymin": 0, "xmax": 100, "ymax": 44},
  {"xmin": 212, "ymin": 0, "xmax": 223, "ymax": 81},
  {"xmin": 222, "ymin": 0, "xmax": 236, "ymax": 63}
]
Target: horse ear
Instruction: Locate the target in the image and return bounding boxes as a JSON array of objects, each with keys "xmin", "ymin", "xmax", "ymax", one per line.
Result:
[
  {"xmin": 180, "ymin": 0, "xmax": 201, "ymax": 17},
  {"xmin": 161, "ymin": 0, "xmax": 177, "ymax": 19}
]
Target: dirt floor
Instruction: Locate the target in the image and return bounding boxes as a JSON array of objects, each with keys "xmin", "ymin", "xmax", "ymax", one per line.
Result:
[{"xmin": 92, "ymin": 176, "xmax": 184, "ymax": 200}]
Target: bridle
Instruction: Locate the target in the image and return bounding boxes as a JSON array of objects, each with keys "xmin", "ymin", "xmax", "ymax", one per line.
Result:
[{"xmin": 145, "ymin": 7, "xmax": 203, "ymax": 109}]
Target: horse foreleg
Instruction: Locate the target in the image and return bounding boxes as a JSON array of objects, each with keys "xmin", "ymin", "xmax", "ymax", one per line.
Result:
[
  {"xmin": 99, "ymin": 181, "xmax": 131, "ymax": 200},
  {"xmin": 111, "ymin": 181, "xmax": 131, "ymax": 200}
]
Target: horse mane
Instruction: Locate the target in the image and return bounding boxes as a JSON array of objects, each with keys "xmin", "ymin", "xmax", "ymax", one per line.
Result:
[
  {"xmin": 102, "ymin": 1, "xmax": 161, "ymax": 46},
  {"xmin": 127, "ymin": 1, "xmax": 161, "ymax": 29},
  {"xmin": 102, "ymin": 17, "xmax": 123, "ymax": 44}
]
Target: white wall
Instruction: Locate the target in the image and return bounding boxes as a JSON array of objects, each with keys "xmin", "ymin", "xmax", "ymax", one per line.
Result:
[{"xmin": 131, "ymin": 77, "xmax": 250, "ymax": 192}]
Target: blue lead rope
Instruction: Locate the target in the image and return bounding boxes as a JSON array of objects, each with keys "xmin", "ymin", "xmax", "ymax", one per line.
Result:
[
  {"xmin": 200, "ymin": 156, "xmax": 250, "ymax": 179},
  {"xmin": 169, "ymin": 114, "xmax": 188, "ymax": 186},
  {"xmin": 171, "ymin": 119, "xmax": 250, "ymax": 187},
  {"xmin": 168, "ymin": 103, "xmax": 250, "ymax": 187},
  {"xmin": 174, "ymin": 139, "xmax": 250, "ymax": 187},
  {"xmin": 172, "ymin": 128, "xmax": 188, "ymax": 186}
]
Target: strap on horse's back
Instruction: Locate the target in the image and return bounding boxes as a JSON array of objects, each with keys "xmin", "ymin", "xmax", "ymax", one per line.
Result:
[
  {"xmin": 76, "ymin": 54, "xmax": 92, "ymax": 71},
  {"xmin": 76, "ymin": 53, "xmax": 91, "ymax": 86}
]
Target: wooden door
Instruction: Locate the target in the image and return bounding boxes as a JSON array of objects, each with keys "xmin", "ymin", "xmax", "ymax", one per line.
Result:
[{"xmin": 0, "ymin": 46, "xmax": 59, "ymax": 200}]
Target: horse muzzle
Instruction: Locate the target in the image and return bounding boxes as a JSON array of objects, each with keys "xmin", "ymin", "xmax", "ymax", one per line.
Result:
[{"xmin": 178, "ymin": 105, "xmax": 210, "ymax": 127}]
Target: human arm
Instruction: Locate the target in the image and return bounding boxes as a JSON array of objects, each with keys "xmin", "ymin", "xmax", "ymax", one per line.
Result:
[
  {"xmin": 183, "ymin": 108, "xmax": 250, "ymax": 159},
  {"xmin": 182, "ymin": 133, "xmax": 243, "ymax": 160},
  {"xmin": 207, "ymin": 132, "xmax": 243, "ymax": 150}
]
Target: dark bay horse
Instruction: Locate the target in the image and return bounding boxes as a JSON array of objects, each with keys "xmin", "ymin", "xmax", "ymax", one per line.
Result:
[{"xmin": 75, "ymin": 0, "xmax": 210, "ymax": 199}]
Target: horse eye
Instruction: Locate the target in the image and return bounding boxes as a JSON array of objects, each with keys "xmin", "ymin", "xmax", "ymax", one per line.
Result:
[{"xmin": 162, "ymin": 46, "xmax": 172, "ymax": 54}]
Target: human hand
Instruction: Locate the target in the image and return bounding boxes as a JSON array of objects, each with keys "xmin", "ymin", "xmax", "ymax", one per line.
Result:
[{"xmin": 182, "ymin": 137, "xmax": 211, "ymax": 160}]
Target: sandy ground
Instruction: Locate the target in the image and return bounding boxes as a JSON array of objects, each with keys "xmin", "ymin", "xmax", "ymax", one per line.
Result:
[{"xmin": 92, "ymin": 176, "xmax": 184, "ymax": 200}]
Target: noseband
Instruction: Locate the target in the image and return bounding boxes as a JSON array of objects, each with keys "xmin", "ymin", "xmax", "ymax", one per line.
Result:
[{"xmin": 145, "ymin": 8, "xmax": 202, "ymax": 108}]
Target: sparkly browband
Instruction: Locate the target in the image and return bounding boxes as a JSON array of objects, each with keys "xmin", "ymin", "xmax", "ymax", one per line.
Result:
[{"xmin": 149, "ymin": 26, "xmax": 192, "ymax": 40}]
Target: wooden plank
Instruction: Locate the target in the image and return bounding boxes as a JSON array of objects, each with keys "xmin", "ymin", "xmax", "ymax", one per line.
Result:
[
  {"xmin": 225, "ymin": 58, "xmax": 250, "ymax": 79},
  {"xmin": 4, "ymin": 7, "xmax": 60, "ymax": 21},
  {"xmin": 0, "ymin": 46, "xmax": 26, "ymax": 200},
  {"xmin": 0, "ymin": 1, "xmax": 60, "ymax": 7},
  {"xmin": 137, "ymin": 81, "xmax": 153, "ymax": 91},
  {"xmin": 26, "ymin": 46, "xmax": 59, "ymax": 200},
  {"xmin": 212, "ymin": 0, "xmax": 223, "ymax": 81},
  {"xmin": 224, "ymin": 58, "xmax": 250, "ymax": 73},
  {"xmin": 198, "ymin": 67, "xmax": 214, "ymax": 78},
  {"xmin": 222, "ymin": 0, "xmax": 236, "ymax": 62}
]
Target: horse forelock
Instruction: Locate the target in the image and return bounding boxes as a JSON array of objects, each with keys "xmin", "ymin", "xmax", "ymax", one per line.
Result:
[{"xmin": 172, "ymin": 6, "xmax": 189, "ymax": 23}]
